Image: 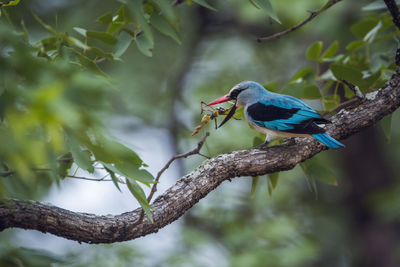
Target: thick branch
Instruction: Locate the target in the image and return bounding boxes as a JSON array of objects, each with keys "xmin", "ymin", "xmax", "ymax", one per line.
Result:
[{"xmin": 1, "ymin": 74, "xmax": 400, "ymax": 243}]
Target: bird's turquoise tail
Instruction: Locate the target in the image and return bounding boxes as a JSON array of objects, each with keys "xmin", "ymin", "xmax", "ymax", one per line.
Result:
[{"xmin": 311, "ymin": 133, "xmax": 344, "ymax": 149}]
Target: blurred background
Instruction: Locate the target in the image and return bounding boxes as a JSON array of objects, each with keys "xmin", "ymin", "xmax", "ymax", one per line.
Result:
[{"xmin": 1, "ymin": 0, "xmax": 400, "ymax": 266}]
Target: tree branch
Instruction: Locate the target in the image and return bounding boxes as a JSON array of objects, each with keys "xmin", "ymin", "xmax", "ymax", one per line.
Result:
[
  {"xmin": 1, "ymin": 73, "xmax": 400, "ymax": 243},
  {"xmin": 257, "ymin": 0, "xmax": 342, "ymax": 42}
]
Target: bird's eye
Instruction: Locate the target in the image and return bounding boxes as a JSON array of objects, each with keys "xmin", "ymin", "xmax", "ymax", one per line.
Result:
[{"xmin": 230, "ymin": 89, "xmax": 242, "ymax": 100}]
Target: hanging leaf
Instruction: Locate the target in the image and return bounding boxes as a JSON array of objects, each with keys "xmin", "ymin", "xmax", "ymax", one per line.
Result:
[
  {"xmin": 130, "ymin": 0, "xmax": 154, "ymax": 46},
  {"xmin": 156, "ymin": 0, "xmax": 178, "ymax": 25},
  {"xmin": 306, "ymin": 41, "xmax": 323, "ymax": 62},
  {"xmin": 265, "ymin": 173, "xmax": 279, "ymax": 197},
  {"xmin": 380, "ymin": 114, "xmax": 392, "ymax": 143},
  {"xmin": 250, "ymin": 176, "xmax": 260, "ymax": 198},
  {"xmin": 193, "ymin": 0, "xmax": 217, "ymax": 11},
  {"xmin": 364, "ymin": 21, "xmax": 382, "ymax": 43},
  {"xmin": 107, "ymin": 5, "xmax": 126, "ymax": 34},
  {"xmin": 250, "ymin": 0, "xmax": 281, "ymax": 24},
  {"xmin": 104, "ymin": 166, "xmax": 122, "ymax": 192},
  {"xmin": 321, "ymin": 40, "xmax": 339, "ymax": 59},
  {"xmin": 330, "ymin": 64, "xmax": 364, "ymax": 88},
  {"xmin": 135, "ymin": 33, "xmax": 153, "ymax": 57},
  {"xmin": 151, "ymin": 15, "xmax": 181, "ymax": 44},
  {"xmin": 126, "ymin": 179, "xmax": 153, "ymax": 222},
  {"xmin": 300, "ymin": 156, "xmax": 338, "ymax": 187},
  {"xmin": 346, "ymin": 40, "xmax": 364, "ymax": 51},
  {"xmin": 113, "ymin": 31, "xmax": 133, "ymax": 58},
  {"xmin": 97, "ymin": 12, "xmax": 113, "ymax": 24},
  {"xmin": 67, "ymin": 136, "xmax": 94, "ymax": 173}
]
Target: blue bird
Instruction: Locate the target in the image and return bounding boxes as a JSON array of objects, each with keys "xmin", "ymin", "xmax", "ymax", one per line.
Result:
[{"xmin": 208, "ymin": 81, "xmax": 344, "ymax": 149}]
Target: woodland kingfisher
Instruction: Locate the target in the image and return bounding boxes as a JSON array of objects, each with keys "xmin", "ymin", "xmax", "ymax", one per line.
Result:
[{"xmin": 208, "ymin": 81, "xmax": 344, "ymax": 149}]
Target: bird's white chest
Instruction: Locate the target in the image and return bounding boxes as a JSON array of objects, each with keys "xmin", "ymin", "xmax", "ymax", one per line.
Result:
[{"xmin": 244, "ymin": 105, "xmax": 311, "ymax": 139}]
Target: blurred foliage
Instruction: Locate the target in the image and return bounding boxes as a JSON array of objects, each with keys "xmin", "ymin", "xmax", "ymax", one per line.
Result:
[{"xmin": 1, "ymin": 0, "xmax": 400, "ymax": 266}]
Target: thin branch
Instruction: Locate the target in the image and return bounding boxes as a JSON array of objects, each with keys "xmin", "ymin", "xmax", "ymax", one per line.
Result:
[
  {"xmin": 340, "ymin": 80, "xmax": 364, "ymax": 98},
  {"xmin": 137, "ymin": 132, "xmax": 210, "ymax": 223},
  {"xmin": 66, "ymin": 175, "xmax": 113, "ymax": 182},
  {"xmin": 383, "ymin": 0, "xmax": 400, "ymax": 67},
  {"xmin": 384, "ymin": 0, "xmax": 400, "ymax": 30},
  {"xmin": 257, "ymin": 0, "xmax": 342, "ymax": 42}
]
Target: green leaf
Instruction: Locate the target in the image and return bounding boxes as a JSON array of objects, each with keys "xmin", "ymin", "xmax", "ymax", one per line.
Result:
[
  {"xmin": 250, "ymin": 0, "xmax": 281, "ymax": 24},
  {"xmin": 107, "ymin": 5, "xmax": 126, "ymax": 34},
  {"xmin": 97, "ymin": 12, "xmax": 113, "ymax": 24},
  {"xmin": 131, "ymin": 0, "xmax": 154, "ymax": 46},
  {"xmin": 89, "ymin": 47, "xmax": 114, "ymax": 60},
  {"xmin": 135, "ymin": 33, "xmax": 153, "ymax": 57},
  {"xmin": 306, "ymin": 41, "xmax": 323, "ymax": 61},
  {"xmin": 330, "ymin": 63, "xmax": 363, "ymax": 88},
  {"xmin": 151, "ymin": 15, "xmax": 181, "ymax": 44},
  {"xmin": 66, "ymin": 36, "xmax": 89, "ymax": 50},
  {"xmin": 300, "ymin": 164, "xmax": 318, "ymax": 199},
  {"xmin": 364, "ymin": 21, "xmax": 382, "ymax": 43},
  {"xmin": 380, "ymin": 114, "xmax": 392, "ymax": 143},
  {"xmin": 87, "ymin": 136, "xmax": 143, "ymax": 166},
  {"xmin": 322, "ymin": 94, "xmax": 340, "ymax": 111},
  {"xmin": 303, "ymin": 85, "xmax": 322, "ymax": 99},
  {"xmin": 104, "ymin": 166, "xmax": 122, "ymax": 192},
  {"xmin": 290, "ymin": 66, "xmax": 315, "ymax": 83},
  {"xmin": 73, "ymin": 27, "xmax": 87, "ymax": 37},
  {"xmin": 193, "ymin": 0, "xmax": 217, "ymax": 11},
  {"xmin": 268, "ymin": 172, "xmax": 279, "ymax": 189},
  {"xmin": 321, "ymin": 40, "xmax": 338, "ymax": 59},
  {"xmin": 1, "ymin": 0, "xmax": 20, "ymax": 7},
  {"xmin": 156, "ymin": 0, "xmax": 177, "ymax": 25},
  {"xmin": 252, "ymin": 136, "xmax": 264, "ymax": 147},
  {"xmin": 86, "ymin": 31, "xmax": 117, "ymax": 45},
  {"xmin": 126, "ymin": 179, "xmax": 153, "ymax": 222},
  {"xmin": 346, "ymin": 40, "xmax": 364, "ymax": 51},
  {"xmin": 114, "ymin": 31, "xmax": 133, "ymax": 58},
  {"xmin": 40, "ymin": 37, "xmax": 58, "ymax": 51},
  {"xmin": 74, "ymin": 51, "xmax": 107, "ymax": 76},
  {"xmin": 250, "ymin": 176, "xmax": 259, "ymax": 199},
  {"xmin": 57, "ymin": 152, "xmax": 73, "ymax": 178},
  {"xmin": 113, "ymin": 162, "xmax": 154, "ymax": 184},
  {"xmin": 300, "ymin": 156, "xmax": 338, "ymax": 186},
  {"xmin": 351, "ymin": 18, "xmax": 379, "ymax": 39},
  {"xmin": 67, "ymin": 136, "xmax": 94, "ymax": 173}
]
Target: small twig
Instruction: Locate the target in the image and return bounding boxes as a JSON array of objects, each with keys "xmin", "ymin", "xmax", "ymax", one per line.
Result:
[
  {"xmin": 341, "ymin": 80, "xmax": 363, "ymax": 98},
  {"xmin": 257, "ymin": 0, "xmax": 342, "ymax": 42},
  {"xmin": 136, "ymin": 132, "xmax": 211, "ymax": 223},
  {"xmin": 66, "ymin": 175, "xmax": 113, "ymax": 182}
]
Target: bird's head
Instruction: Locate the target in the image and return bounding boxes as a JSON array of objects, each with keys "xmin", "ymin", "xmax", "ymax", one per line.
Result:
[{"xmin": 207, "ymin": 81, "xmax": 265, "ymax": 128}]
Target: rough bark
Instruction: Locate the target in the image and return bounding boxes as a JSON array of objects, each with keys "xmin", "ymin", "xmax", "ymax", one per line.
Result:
[{"xmin": 1, "ymin": 74, "xmax": 400, "ymax": 244}]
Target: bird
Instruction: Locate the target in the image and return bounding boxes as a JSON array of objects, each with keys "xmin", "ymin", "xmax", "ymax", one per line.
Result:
[{"xmin": 207, "ymin": 81, "xmax": 344, "ymax": 149}]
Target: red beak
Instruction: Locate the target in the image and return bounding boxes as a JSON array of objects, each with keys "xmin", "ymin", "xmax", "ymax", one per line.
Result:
[{"xmin": 207, "ymin": 94, "xmax": 230, "ymax": 106}]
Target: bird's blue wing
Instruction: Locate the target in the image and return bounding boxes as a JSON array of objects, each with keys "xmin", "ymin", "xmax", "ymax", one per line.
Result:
[{"xmin": 247, "ymin": 94, "xmax": 329, "ymax": 134}]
